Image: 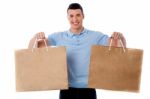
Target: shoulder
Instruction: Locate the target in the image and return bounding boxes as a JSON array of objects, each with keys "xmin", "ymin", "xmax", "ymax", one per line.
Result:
[
  {"xmin": 48, "ymin": 31, "xmax": 67, "ymax": 38},
  {"xmin": 86, "ymin": 29, "xmax": 109, "ymax": 44},
  {"xmin": 86, "ymin": 29, "xmax": 108, "ymax": 37},
  {"xmin": 47, "ymin": 31, "xmax": 68, "ymax": 45}
]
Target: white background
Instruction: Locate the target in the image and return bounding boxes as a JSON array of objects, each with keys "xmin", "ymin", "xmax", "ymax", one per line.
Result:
[{"xmin": 0, "ymin": 0, "xmax": 149, "ymax": 99}]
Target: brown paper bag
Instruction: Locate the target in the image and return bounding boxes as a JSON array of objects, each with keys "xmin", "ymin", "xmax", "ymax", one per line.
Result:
[
  {"xmin": 88, "ymin": 45, "xmax": 143, "ymax": 92},
  {"xmin": 15, "ymin": 46, "xmax": 68, "ymax": 91}
]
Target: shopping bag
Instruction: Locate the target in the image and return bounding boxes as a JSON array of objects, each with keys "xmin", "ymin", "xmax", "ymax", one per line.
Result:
[
  {"xmin": 88, "ymin": 39, "xmax": 143, "ymax": 92},
  {"xmin": 15, "ymin": 40, "xmax": 68, "ymax": 91}
]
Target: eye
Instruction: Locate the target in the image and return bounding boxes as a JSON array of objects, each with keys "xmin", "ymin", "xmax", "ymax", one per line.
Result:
[
  {"xmin": 69, "ymin": 15, "xmax": 74, "ymax": 18},
  {"xmin": 76, "ymin": 14, "xmax": 81, "ymax": 17}
]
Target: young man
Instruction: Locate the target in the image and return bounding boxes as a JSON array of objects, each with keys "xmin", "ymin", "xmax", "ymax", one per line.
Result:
[{"xmin": 28, "ymin": 3, "xmax": 126, "ymax": 99}]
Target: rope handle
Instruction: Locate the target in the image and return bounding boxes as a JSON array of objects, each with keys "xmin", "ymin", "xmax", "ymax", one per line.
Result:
[
  {"xmin": 32, "ymin": 37, "xmax": 48, "ymax": 52},
  {"xmin": 108, "ymin": 36, "xmax": 125, "ymax": 52}
]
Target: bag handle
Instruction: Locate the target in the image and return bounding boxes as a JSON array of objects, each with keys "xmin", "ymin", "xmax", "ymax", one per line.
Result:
[
  {"xmin": 108, "ymin": 36, "xmax": 125, "ymax": 52},
  {"xmin": 32, "ymin": 37, "xmax": 48, "ymax": 52}
]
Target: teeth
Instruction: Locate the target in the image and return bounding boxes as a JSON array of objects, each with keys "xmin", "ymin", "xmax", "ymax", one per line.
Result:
[{"xmin": 73, "ymin": 22, "xmax": 79, "ymax": 25}]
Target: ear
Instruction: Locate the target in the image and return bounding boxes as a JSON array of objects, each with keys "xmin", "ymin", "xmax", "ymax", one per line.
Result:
[{"xmin": 82, "ymin": 13, "xmax": 84, "ymax": 19}]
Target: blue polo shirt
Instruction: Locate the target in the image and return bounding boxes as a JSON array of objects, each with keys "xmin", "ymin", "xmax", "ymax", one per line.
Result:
[{"xmin": 48, "ymin": 28, "xmax": 109, "ymax": 88}]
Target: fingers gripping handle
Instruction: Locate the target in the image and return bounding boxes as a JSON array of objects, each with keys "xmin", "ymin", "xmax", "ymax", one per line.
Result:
[
  {"xmin": 32, "ymin": 37, "xmax": 48, "ymax": 52},
  {"xmin": 109, "ymin": 36, "xmax": 125, "ymax": 52}
]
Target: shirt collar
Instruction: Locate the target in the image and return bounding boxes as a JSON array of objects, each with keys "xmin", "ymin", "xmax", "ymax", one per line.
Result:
[{"xmin": 67, "ymin": 28, "xmax": 87, "ymax": 37}]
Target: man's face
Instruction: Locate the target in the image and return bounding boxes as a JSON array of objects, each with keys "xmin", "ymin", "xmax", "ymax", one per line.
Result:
[{"xmin": 67, "ymin": 9, "xmax": 84, "ymax": 30}]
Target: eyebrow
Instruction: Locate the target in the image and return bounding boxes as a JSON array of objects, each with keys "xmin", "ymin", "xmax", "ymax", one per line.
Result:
[{"xmin": 69, "ymin": 13, "xmax": 81, "ymax": 16}]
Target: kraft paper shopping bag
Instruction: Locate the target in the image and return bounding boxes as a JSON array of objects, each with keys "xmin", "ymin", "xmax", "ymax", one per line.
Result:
[
  {"xmin": 15, "ymin": 45, "xmax": 68, "ymax": 91},
  {"xmin": 88, "ymin": 39, "xmax": 143, "ymax": 92}
]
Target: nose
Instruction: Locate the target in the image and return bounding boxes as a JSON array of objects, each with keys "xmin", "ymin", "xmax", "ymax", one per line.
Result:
[{"xmin": 72, "ymin": 16, "xmax": 78, "ymax": 21}]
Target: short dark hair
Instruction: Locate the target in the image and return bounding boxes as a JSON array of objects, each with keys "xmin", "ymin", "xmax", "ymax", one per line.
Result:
[{"xmin": 67, "ymin": 3, "xmax": 84, "ymax": 14}]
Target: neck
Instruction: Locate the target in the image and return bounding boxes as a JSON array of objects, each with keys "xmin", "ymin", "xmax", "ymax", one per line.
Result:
[{"xmin": 70, "ymin": 27, "xmax": 84, "ymax": 34}]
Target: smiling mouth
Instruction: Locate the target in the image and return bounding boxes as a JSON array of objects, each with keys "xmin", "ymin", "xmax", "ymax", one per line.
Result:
[{"xmin": 72, "ymin": 22, "xmax": 79, "ymax": 25}]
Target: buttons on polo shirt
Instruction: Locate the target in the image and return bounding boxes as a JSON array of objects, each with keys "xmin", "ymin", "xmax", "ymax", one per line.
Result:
[
  {"xmin": 76, "ymin": 39, "xmax": 80, "ymax": 45},
  {"xmin": 72, "ymin": 35, "xmax": 81, "ymax": 45}
]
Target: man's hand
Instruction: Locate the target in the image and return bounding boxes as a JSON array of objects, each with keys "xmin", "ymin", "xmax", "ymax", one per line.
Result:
[
  {"xmin": 28, "ymin": 32, "xmax": 48, "ymax": 48},
  {"xmin": 35, "ymin": 32, "xmax": 46, "ymax": 40},
  {"xmin": 109, "ymin": 32, "xmax": 126, "ymax": 47}
]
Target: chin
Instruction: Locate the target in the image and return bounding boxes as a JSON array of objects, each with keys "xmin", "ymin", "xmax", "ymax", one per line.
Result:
[
  {"xmin": 72, "ymin": 25, "xmax": 80, "ymax": 29},
  {"xmin": 72, "ymin": 27, "xmax": 80, "ymax": 30}
]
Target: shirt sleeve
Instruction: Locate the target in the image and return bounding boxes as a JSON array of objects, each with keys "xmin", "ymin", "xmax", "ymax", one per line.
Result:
[
  {"xmin": 97, "ymin": 33, "xmax": 109, "ymax": 46},
  {"xmin": 48, "ymin": 33, "xmax": 57, "ymax": 46}
]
